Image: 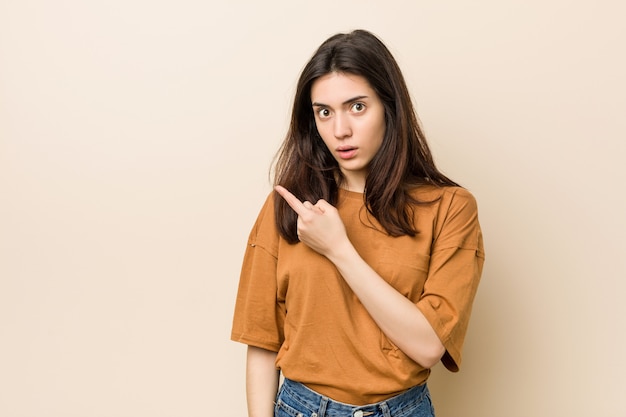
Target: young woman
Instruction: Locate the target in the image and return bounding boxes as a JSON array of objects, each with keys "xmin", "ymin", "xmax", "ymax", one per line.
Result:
[{"xmin": 231, "ymin": 29, "xmax": 484, "ymax": 417}]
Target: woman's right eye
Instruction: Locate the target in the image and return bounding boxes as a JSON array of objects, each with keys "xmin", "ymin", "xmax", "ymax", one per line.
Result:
[{"xmin": 317, "ymin": 108, "xmax": 331, "ymax": 118}]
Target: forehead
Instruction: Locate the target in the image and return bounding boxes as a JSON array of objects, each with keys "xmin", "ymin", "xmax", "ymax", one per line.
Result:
[{"xmin": 310, "ymin": 72, "xmax": 376, "ymax": 103}]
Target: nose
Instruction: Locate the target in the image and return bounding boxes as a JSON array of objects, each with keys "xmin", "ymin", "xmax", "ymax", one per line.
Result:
[{"xmin": 333, "ymin": 113, "xmax": 352, "ymax": 139}]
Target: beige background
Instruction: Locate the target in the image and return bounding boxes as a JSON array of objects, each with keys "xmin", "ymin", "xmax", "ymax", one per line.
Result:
[{"xmin": 1, "ymin": 1, "xmax": 624, "ymax": 416}]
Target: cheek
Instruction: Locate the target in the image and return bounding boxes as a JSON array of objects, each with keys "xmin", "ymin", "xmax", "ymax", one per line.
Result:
[
  {"xmin": 371, "ymin": 119, "xmax": 386, "ymax": 149},
  {"xmin": 317, "ymin": 132, "xmax": 335, "ymax": 152},
  {"xmin": 315, "ymin": 125, "xmax": 333, "ymax": 147},
  {"xmin": 366, "ymin": 109, "xmax": 386, "ymax": 138}
]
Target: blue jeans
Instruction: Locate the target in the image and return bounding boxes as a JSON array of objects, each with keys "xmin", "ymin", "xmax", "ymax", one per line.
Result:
[{"xmin": 275, "ymin": 378, "xmax": 435, "ymax": 417}]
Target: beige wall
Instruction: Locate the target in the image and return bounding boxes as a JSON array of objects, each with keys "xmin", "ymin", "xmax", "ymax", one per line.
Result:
[{"xmin": 1, "ymin": 1, "xmax": 624, "ymax": 416}]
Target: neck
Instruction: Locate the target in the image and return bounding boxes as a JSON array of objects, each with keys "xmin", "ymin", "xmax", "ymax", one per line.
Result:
[{"xmin": 339, "ymin": 172, "xmax": 366, "ymax": 193}]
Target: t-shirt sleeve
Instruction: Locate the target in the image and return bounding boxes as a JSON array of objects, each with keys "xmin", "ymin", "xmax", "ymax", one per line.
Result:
[
  {"xmin": 416, "ymin": 188, "xmax": 485, "ymax": 372},
  {"xmin": 230, "ymin": 194, "xmax": 285, "ymax": 352}
]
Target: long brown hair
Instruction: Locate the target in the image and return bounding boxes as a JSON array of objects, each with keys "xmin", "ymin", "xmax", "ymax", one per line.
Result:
[{"xmin": 274, "ymin": 29, "xmax": 458, "ymax": 244}]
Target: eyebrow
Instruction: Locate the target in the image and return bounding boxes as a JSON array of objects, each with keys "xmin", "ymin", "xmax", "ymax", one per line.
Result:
[{"xmin": 312, "ymin": 95, "xmax": 369, "ymax": 107}]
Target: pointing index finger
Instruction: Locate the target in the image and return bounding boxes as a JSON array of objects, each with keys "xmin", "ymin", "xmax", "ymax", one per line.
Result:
[{"xmin": 274, "ymin": 185, "xmax": 307, "ymax": 216}]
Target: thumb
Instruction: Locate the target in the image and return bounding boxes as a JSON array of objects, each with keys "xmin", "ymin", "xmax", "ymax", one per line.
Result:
[{"xmin": 314, "ymin": 199, "xmax": 335, "ymax": 213}]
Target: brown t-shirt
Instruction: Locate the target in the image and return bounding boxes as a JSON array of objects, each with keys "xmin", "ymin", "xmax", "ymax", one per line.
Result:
[{"xmin": 231, "ymin": 186, "xmax": 485, "ymax": 405}]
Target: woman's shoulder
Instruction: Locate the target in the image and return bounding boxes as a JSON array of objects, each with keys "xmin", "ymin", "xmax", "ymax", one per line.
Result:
[
  {"xmin": 245, "ymin": 191, "xmax": 280, "ymax": 248},
  {"xmin": 409, "ymin": 184, "xmax": 475, "ymax": 202},
  {"xmin": 409, "ymin": 185, "xmax": 480, "ymax": 221},
  {"xmin": 248, "ymin": 191, "xmax": 275, "ymax": 225}
]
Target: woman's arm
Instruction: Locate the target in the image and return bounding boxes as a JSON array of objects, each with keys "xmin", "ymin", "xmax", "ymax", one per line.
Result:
[
  {"xmin": 274, "ymin": 186, "xmax": 445, "ymax": 368},
  {"xmin": 246, "ymin": 346, "xmax": 279, "ymax": 417},
  {"xmin": 327, "ymin": 241, "xmax": 445, "ymax": 368}
]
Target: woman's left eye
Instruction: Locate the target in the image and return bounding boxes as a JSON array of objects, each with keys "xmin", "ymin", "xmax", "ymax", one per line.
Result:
[{"xmin": 351, "ymin": 102, "xmax": 365, "ymax": 112}]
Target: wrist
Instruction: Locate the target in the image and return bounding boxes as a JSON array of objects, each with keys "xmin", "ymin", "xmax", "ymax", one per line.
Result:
[{"xmin": 326, "ymin": 238, "xmax": 358, "ymax": 266}]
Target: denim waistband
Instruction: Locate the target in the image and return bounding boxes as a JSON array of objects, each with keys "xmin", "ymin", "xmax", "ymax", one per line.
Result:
[{"xmin": 276, "ymin": 378, "xmax": 433, "ymax": 417}]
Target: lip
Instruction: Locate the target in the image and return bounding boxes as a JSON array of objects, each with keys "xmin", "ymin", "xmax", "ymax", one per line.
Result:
[{"xmin": 336, "ymin": 146, "xmax": 358, "ymax": 160}]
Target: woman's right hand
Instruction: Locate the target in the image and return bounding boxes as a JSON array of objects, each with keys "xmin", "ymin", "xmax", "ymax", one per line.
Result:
[{"xmin": 274, "ymin": 185, "xmax": 351, "ymax": 260}]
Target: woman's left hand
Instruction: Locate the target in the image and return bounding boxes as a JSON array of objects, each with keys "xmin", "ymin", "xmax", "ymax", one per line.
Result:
[{"xmin": 275, "ymin": 185, "xmax": 349, "ymax": 258}]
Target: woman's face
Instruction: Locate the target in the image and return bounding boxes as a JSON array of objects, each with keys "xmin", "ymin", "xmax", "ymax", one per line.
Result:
[{"xmin": 310, "ymin": 72, "xmax": 386, "ymax": 192}]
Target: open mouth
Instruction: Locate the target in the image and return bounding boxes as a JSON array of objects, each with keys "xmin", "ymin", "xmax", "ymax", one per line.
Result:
[{"xmin": 337, "ymin": 147, "xmax": 357, "ymax": 159}]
